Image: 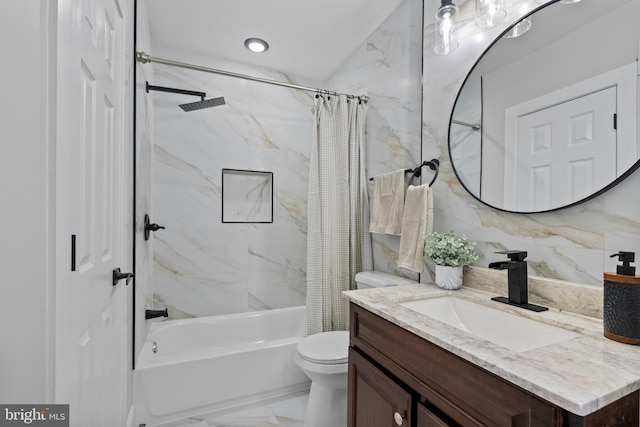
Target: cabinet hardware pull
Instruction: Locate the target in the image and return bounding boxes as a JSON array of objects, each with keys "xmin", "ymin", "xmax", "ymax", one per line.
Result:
[{"xmin": 393, "ymin": 411, "xmax": 406, "ymax": 425}]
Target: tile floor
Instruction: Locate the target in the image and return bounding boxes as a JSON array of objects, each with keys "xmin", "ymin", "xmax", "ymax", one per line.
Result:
[{"xmin": 157, "ymin": 390, "xmax": 309, "ymax": 427}]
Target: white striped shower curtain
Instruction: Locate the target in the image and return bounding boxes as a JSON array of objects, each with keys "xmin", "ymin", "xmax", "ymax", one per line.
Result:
[{"xmin": 305, "ymin": 95, "xmax": 373, "ymax": 335}]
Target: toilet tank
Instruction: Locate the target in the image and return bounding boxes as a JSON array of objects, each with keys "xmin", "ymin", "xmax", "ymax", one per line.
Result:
[{"xmin": 355, "ymin": 271, "xmax": 417, "ymax": 289}]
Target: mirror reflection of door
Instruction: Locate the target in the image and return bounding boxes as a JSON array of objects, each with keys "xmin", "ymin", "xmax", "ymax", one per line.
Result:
[
  {"xmin": 448, "ymin": 0, "xmax": 640, "ymax": 213},
  {"xmin": 499, "ymin": 62, "xmax": 637, "ymax": 211},
  {"xmin": 504, "ymin": 87, "xmax": 617, "ymax": 211}
]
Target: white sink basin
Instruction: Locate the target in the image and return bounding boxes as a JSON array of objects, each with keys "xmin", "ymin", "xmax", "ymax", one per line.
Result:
[{"xmin": 400, "ymin": 296, "xmax": 580, "ymax": 352}]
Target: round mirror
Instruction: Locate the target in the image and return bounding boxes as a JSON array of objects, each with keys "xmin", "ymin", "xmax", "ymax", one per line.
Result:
[{"xmin": 449, "ymin": 0, "xmax": 640, "ymax": 213}]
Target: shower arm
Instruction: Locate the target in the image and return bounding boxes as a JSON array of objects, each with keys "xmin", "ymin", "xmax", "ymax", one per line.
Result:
[
  {"xmin": 145, "ymin": 81, "xmax": 205, "ymax": 100},
  {"xmin": 136, "ymin": 51, "xmax": 368, "ymax": 103}
]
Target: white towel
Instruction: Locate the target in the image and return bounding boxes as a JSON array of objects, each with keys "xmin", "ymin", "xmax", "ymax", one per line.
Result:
[
  {"xmin": 369, "ymin": 170, "xmax": 406, "ymax": 235},
  {"xmin": 397, "ymin": 184, "xmax": 433, "ymax": 272}
]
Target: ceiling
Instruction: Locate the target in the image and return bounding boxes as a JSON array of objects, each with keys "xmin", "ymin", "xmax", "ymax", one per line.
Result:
[{"xmin": 144, "ymin": 0, "xmax": 406, "ymax": 82}]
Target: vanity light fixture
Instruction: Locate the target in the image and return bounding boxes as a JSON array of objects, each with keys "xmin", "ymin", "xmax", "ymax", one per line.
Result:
[
  {"xmin": 475, "ymin": 0, "xmax": 506, "ymax": 28},
  {"xmin": 244, "ymin": 38, "xmax": 269, "ymax": 53},
  {"xmin": 559, "ymin": 0, "xmax": 581, "ymax": 3},
  {"xmin": 434, "ymin": 0, "xmax": 459, "ymax": 55}
]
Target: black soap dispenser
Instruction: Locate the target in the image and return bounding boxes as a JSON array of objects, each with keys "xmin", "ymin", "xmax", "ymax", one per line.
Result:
[
  {"xmin": 603, "ymin": 251, "xmax": 640, "ymax": 345},
  {"xmin": 611, "ymin": 251, "xmax": 636, "ymax": 276}
]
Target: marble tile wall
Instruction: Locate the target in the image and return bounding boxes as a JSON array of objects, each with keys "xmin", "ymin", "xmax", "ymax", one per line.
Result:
[
  {"xmin": 421, "ymin": 0, "xmax": 640, "ymax": 286},
  {"xmin": 149, "ymin": 47, "xmax": 314, "ymax": 318},
  {"xmin": 143, "ymin": 0, "xmax": 424, "ymax": 318},
  {"xmin": 135, "ymin": 0, "xmax": 154, "ymax": 360},
  {"xmin": 327, "ymin": 0, "xmax": 424, "ymax": 281}
]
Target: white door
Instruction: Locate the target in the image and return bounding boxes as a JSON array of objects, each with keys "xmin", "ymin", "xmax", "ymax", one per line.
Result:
[
  {"xmin": 506, "ymin": 87, "xmax": 617, "ymax": 211},
  {"xmin": 56, "ymin": 0, "xmax": 130, "ymax": 425}
]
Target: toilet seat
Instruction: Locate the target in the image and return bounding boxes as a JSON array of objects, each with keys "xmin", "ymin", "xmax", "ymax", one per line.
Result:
[{"xmin": 297, "ymin": 331, "xmax": 349, "ymax": 365}]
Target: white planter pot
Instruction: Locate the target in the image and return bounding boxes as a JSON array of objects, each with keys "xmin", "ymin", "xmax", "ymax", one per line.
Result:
[{"xmin": 435, "ymin": 265, "xmax": 463, "ymax": 290}]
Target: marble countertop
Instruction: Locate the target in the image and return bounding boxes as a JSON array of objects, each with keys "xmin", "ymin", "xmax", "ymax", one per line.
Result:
[{"xmin": 343, "ymin": 283, "xmax": 640, "ymax": 416}]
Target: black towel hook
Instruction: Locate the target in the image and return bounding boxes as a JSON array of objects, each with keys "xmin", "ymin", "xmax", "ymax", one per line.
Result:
[{"xmin": 409, "ymin": 159, "xmax": 439, "ymax": 186}]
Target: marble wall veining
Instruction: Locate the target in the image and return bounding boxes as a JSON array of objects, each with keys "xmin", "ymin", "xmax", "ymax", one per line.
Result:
[
  {"xmin": 149, "ymin": 47, "xmax": 314, "ymax": 318},
  {"xmin": 328, "ymin": 0, "xmax": 424, "ymax": 280},
  {"xmin": 135, "ymin": 0, "xmax": 154, "ymax": 360},
  {"xmin": 422, "ymin": 0, "xmax": 640, "ymax": 286},
  {"xmin": 141, "ymin": 0, "xmax": 424, "ymax": 319}
]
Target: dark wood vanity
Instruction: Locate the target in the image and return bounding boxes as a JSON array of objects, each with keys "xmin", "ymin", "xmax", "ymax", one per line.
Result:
[{"xmin": 347, "ymin": 303, "xmax": 639, "ymax": 427}]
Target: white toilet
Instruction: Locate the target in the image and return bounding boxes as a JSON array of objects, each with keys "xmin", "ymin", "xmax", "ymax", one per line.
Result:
[{"xmin": 295, "ymin": 271, "xmax": 417, "ymax": 427}]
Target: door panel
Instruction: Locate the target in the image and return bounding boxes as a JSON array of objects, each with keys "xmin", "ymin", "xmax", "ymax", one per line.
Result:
[
  {"xmin": 505, "ymin": 86, "xmax": 617, "ymax": 211},
  {"xmin": 56, "ymin": 0, "xmax": 129, "ymax": 425},
  {"xmin": 348, "ymin": 348, "xmax": 412, "ymax": 427}
]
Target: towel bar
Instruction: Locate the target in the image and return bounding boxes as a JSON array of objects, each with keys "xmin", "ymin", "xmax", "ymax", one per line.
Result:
[{"xmin": 369, "ymin": 159, "xmax": 439, "ymax": 187}]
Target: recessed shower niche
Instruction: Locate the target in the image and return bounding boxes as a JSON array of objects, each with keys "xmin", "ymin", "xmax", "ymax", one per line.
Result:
[{"xmin": 222, "ymin": 168, "xmax": 274, "ymax": 223}]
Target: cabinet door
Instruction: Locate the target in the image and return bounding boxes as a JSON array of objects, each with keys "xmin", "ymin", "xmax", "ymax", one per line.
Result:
[
  {"xmin": 348, "ymin": 348, "xmax": 412, "ymax": 427},
  {"xmin": 417, "ymin": 404, "xmax": 454, "ymax": 427}
]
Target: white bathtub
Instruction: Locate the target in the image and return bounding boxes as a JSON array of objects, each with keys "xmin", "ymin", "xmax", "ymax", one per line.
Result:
[{"xmin": 133, "ymin": 306, "xmax": 310, "ymax": 426}]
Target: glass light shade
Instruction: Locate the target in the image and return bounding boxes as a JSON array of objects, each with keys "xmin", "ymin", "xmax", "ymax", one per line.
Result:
[
  {"xmin": 502, "ymin": 17, "xmax": 532, "ymax": 38},
  {"xmin": 475, "ymin": 0, "xmax": 507, "ymax": 28},
  {"xmin": 434, "ymin": 2, "xmax": 459, "ymax": 55}
]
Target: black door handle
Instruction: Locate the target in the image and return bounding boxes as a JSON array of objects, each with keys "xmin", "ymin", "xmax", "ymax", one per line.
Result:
[{"xmin": 112, "ymin": 268, "xmax": 134, "ymax": 287}]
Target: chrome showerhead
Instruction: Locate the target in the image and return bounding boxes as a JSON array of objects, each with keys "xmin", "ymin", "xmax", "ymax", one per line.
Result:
[{"xmin": 179, "ymin": 97, "xmax": 226, "ymax": 112}]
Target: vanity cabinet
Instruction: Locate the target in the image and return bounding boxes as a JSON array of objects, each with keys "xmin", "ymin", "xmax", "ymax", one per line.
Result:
[
  {"xmin": 348, "ymin": 303, "xmax": 639, "ymax": 427},
  {"xmin": 348, "ymin": 348, "xmax": 412, "ymax": 427}
]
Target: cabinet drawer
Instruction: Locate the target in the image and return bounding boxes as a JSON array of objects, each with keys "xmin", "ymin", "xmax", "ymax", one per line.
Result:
[{"xmin": 350, "ymin": 304, "xmax": 559, "ymax": 427}]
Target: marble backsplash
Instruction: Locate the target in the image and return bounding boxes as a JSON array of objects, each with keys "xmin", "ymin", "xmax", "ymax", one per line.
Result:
[
  {"xmin": 462, "ymin": 266, "xmax": 603, "ymax": 319},
  {"xmin": 421, "ymin": 0, "xmax": 640, "ymax": 287}
]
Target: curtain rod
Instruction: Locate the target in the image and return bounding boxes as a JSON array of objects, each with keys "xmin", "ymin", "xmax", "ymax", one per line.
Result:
[
  {"xmin": 451, "ymin": 119, "xmax": 481, "ymax": 130},
  {"xmin": 136, "ymin": 52, "xmax": 368, "ymax": 103}
]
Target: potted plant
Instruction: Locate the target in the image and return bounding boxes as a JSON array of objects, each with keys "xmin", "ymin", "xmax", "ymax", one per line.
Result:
[{"xmin": 424, "ymin": 231, "xmax": 479, "ymax": 290}]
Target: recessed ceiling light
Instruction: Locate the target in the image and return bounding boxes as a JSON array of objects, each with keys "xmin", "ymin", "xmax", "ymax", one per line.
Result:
[{"xmin": 244, "ymin": 38, "xmax": 269, "ymax": 53}]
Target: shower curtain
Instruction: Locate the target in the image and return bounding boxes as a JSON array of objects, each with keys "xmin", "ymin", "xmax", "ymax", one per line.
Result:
[{"xmin": 305, "ymin": 95, "xmax": 373, "ymax": 335}]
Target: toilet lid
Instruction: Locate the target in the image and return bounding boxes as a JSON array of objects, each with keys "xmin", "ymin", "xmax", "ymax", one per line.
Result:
[{"xmin": 297, "ymin": 331, "xmax": 349, "ymax": 364}]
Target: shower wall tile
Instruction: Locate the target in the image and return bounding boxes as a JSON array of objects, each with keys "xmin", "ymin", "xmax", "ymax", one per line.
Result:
[
  {"xmin": 421, "ymin": 0, "xmax": 640, "ymax": 287},
  {"xmin": 153, "ymin": 271, "xmax": 251, "ymax": 318},
  {"xmin": 247, "ymin": 227, "xmax": 307, "ymax": 310},
  {"xmin": 327, "ymin": 0, "xmax": 424, "ymax": 279},
  {"xmin": 150, "ymin": 47, "xmax": 315, "ymax": 318},
  {"xmin": 148, "ymin": 0, "xmax": 427, "ymax": 316},
  {"xmin": 134, "ymin": 0, "xmax": 154, "ymax": 362}
]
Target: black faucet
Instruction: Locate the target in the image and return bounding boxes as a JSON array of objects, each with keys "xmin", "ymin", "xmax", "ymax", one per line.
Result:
[
  {"xmin": 488, "ymin": 250, "xmax": 548, "ymax": 312},
  {"xmin": 145, "ymin": 309, "xmax": 169, "ymax": 320}
]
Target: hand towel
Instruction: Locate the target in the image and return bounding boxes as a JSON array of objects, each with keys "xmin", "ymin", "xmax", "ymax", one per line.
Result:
[
  {"xmin": 397, "ymin": 184, "xmax": 433, "ymax": 272},
  {"xmin": 369, "ymin": 169, "xmax": 406, "ymax": 235}
]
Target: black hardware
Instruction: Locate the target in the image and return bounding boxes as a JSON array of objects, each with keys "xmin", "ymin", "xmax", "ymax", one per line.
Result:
[
  {"xmin": 145, "ymin": 81, "xmax": 205, "ymax": 100},
  {"xmin": 71, "ymin": 234, "xmax": 76, "ymax": 272},
  {"xmin": 610, "ymin": 251, "xmax": 636, "ymax": 276},
  {"xmin": 408, "ymin": 159, "xmax": 439, "ymax": 186},
  {"xmin": 489, "ymin": 250, "xmax": 548, "ymax": 312},
  {"xmin": 369, "ymin": 159, "xmax": 440, "ymax": 187},
  {"xmin": 112, "ymin": 268, "xmax": 134, "ymax": 287},
  {"xmin": 145, "ymin": 309, "xmax": 169, "ymax": 320},
  {"xmin": 613, "ymin": 113, "xmax": 617, "ymax": 130},
  {"xmin": 144, "ymin": 214, "xmax": 165, "ymax": 240}
]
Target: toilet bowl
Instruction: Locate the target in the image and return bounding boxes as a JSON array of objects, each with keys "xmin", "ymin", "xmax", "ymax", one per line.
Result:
[
  {"xmin": 296, "ymin": 271, "xmax": 417, "ymax": 427},
  {"xmin": 295, "ymin": 331, "xmax": 349, "ymax": 427}
]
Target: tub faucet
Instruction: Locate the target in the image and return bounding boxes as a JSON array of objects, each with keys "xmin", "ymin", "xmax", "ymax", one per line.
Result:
[
  {"xmin": 145, "ymin": 309, "xmax": 169, "ymax": 320},
  {"xmin": 488, "ymin": 250, "xmax": 548, "ymax": 312}
]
